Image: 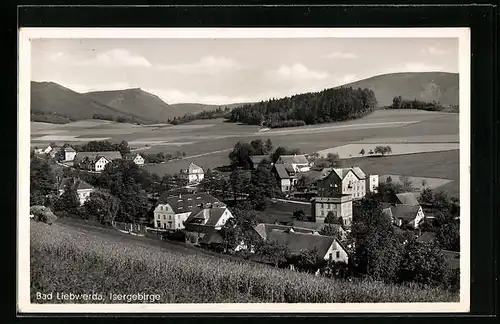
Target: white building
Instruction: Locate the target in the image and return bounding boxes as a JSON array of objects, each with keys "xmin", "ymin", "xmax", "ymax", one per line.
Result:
[
  {"xmin": 153, "ymin": 192, "xmax": 224, "ymax": 230},
  {"xmin": 58, "ymin": 178, "xmax": 95, "ymax": 205},
  {"xmin": 74, "ymin": 151, "xmax": 122, "ymax": 172},
  {"xmin": 275, "ymin": 154, "xmax": 311, "ymax": 173},
  {"xmin": 64, "ymin": 147, "xmax": 77, "ymax": 161},
  {"xmin": 180, "ymin": 162, "xmax": 205, "ymax": 184},
  {"xmin": 124, "ymin": 153, "xmax": 145, "ymax": 165}
]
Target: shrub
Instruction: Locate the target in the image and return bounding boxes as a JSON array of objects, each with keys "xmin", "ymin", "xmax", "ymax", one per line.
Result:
[{"xmin": 30, "ymin": 206, "xmax": 57, "ymax": 225}]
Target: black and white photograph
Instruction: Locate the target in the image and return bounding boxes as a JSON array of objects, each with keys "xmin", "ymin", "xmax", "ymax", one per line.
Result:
[{"xmin": 18, "ymin": 28, "xmax": 470, "ymax": 313}]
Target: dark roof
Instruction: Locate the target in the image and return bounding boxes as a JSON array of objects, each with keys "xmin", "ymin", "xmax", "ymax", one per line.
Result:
[
  {"xmin": 331, "ymin": 167, "xmax": 366, "ymax": 180},
  {"xmin": 124, "ymin": 153, "xmax": 142, "ymax": 160},
  {"xmin": 273, "ymin": 164, "xmax": 295, "ymax": 179},
  {"xmin": 58, "ymin": 178, "xmax": 94, "ymax": 191},
  {"xmin": 311, "ymin": 194, "xmax": 352, "ymax": 202},
  {"xmin": 442, "ymin": 250, "xmax": 460, "ymax": 270},
  {"xmin": 304, "ymin": 168, "xmax": 333, "ymax": 181},
  {"xmin": 253, "ymin": 223, "xmax": 316, "ymax": 240},
  {"xmin": 268, "ymin": 231, "xmax": 338, "ymax": 258},
  {"xmin": 396, "ymin": 192, "xmax": 420, "ymax": 206},
  {"xmin": 157, "ymin": 192, "xmax": 224, "ymax": 214},
  {"xmin": 389, "ymin": 205, "xmax": 422, "ymax": 220},
  {"xmin": 250, "ymin": 155, "xmax": 270, "ymax": 164},
  {"xmin": 185, "ymin": 207, "xmax": 228, "ymax": 227},
  {"xmin": 416, "ymin": 231, "xmax": 436, "ymax": 243},
  {"xmin": 199, "ymin": 230, "xmax": 224, "ymax": 245},
  {"xmin": 292, "ymin": 221, "xmax": 345, "ymax": 234},
  {"xmin": 74, "ymin": 151, "xmax": 122, "ymax": 162},
  {"xmin": 277, "ymin": 154, "xmax": 309, "ymax": 165}
]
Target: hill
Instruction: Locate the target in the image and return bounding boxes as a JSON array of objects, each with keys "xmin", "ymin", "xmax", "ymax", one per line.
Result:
[
  {"xmin": 84, "ymin": 88, "xmax": 173, "ymax": 123},
  {"xmin": 341, "ymin": 72, "xmax": 459, "ymax": 107},
  {"xmin": 169, "ymin": 102, "xmax": 251, "ymax": 115},
  {"xmin": 30, "ymin": 81, "xmax": 142, "ymax": 123}
]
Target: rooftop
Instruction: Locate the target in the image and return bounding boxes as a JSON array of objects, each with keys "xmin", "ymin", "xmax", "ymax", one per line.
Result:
[
  {"xmin": 157, "ymin": 192, "xmax": 224, "ymax": 214},
  {"xmin": 268, "ymin": 230, "xmax": 339, "ymax": 257}
]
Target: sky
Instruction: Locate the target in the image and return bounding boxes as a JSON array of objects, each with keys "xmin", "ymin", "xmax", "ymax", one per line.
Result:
[{"xmin": 31, "ymin": 37, "xmax": 459, "ymax": 105}]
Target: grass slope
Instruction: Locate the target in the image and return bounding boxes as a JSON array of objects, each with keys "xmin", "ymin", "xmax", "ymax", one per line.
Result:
[
  {"xmin": 169, "ymin": 102, "xmax": 253, "ymax": 115},
  {"xmin": 30, "ymin": 221, "xmax": 458, "ymax": 303},
  {"xmin": 341, "ymin": 72, "xmax": 459, "ymax": 107},
  {"xmin": 31, "ymin": 81, "xmax": 142, "ymax": 122},
  {"xmin": 84, "ymin": 88, "xmax": 173, "ymax": 123}
]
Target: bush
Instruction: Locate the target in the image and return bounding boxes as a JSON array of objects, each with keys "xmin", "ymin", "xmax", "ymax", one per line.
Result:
[
  {"xmin": 161, "ymin": 230, "xmax": 186, "ymax": 242},
  {"xmin": 30, "ymin": 206, "xmax": 57, "ymax": 225}
]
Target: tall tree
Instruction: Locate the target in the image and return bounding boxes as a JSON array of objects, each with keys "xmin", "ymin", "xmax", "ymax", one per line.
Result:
[
  {"xmin": 83, "ymin": 190, "xmax": 120, "ymax": 225},
  {"xmin": 30, "ymin": 154, "xmax": 56, "ymax": 205}
]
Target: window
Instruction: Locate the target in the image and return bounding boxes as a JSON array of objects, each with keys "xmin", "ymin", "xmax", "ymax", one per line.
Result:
[
  {"xmin": 160, "ymin": 206, "xmax": 163, "ymax": 211},
  {"xmin": 169, "ymin": 215, "xmax": 172, "ymax": 220},
  {"xmin": 163, "ymin": 215, "xmax": 166, "ymax": 220},
  {"xmin": 329, "ymin": 253, "xmax": 333, "ymax": 260},
  {"xmin": 336, "ymin": 251, "xmax": 340, "ymax": 259}
]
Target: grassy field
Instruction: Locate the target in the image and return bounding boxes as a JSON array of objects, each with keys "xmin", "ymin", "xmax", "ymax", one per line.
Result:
[
  {"xmin": 30, "ymin": 220, "xmax": 458, "ymax": 303},
  {"xmin": 319, "ymin": 143, "xmax": 459, "ymax": 159},
  {"xmin": 345, "ymin": 150, "xmax": 460, "ymax": 198}
]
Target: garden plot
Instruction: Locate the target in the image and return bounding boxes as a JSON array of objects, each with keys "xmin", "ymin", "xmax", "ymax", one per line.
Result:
[
  {"xmin": 379, "ymin": 174, "xmax": 454, "ymax": 192},
  {"xmin": 318, "ymin": 143, "xmax": 459, "ymax": 159}
]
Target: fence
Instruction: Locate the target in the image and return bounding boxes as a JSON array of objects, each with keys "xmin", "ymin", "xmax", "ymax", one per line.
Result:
[{"xmin": 112, "ymin": 221, "xmax": 146, "ymax": 235}]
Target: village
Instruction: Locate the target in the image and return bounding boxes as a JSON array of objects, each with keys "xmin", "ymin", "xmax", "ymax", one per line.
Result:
[{"xmin": 30, "ymin": 138, "xmax": 460, "ymax": 284}]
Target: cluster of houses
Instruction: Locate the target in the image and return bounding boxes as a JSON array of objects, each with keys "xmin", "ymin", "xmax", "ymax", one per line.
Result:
[{"xmin": 40, "ymin": 144, "xmax": 451, "ymax": 267}]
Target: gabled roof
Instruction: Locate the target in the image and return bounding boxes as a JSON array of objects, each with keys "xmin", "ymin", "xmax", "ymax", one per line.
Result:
[
  {"xmin": 396, "ymin": 192, "xmax": 420, "ymax": 206},
  {"xmin": 75, "ymin": 151, "xmax": 122, "ymax": 162},
  {"xmin": 253, "ymin": 223, "xmax": 316, "ymax": 240},
  {"xmin": 156, "ymin": 192, "xmax": 224, "ymax": 214},
  {"xmin": 250, "ymin": 155, "xmax": 270, "ymax": 164},
  {"xmin": 332, "ymin": 167, "xmax": 366, "ymax": 180},
  {"xmin": 59, "ymin": 178, "xmax": 94, "ymax": 191},
  {"xmin": 124, "ymin": 153, "xmax": 142, "ymax": 160},
  {"xmin": 185, "ymin": 207, "xmax": 228, "ymax": 227},
  {"xmin": 268, "ymin": 231, "xmax": 339, "ymax": 258},
  {"xmin": 273, "ymin": 164, "xmax": 295, "ymax": 179},
  {"xmin": 292, "ymin": 221, "xmax": 345, "ymax": 234},
  {"xmin": 305, "ymin": 168, "xmax": 333, "ymax": 181},
  {"xmin": 64, "ymin": 147, "xmax": 76, "ymax": 152},
  {"xmin": 388, "ymin": 205, "xmax": 422, "ymax": 221},
  {"xmin": 277, "ymin": 154, "xmax": 309, "ymax": 165},
  {"xmin": 416, "ymin": 231, "xmax": 436, "ymax": 243},
  {"xmin": 179, "ymin": 162, "xmax": 204, "ymax": 173}
]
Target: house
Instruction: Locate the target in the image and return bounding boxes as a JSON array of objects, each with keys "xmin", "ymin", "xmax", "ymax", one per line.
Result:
[
  {"xmin": 275, "ymin": 154, "xmax": 310, "ymax": 173},
  {"xmin": 64, "ymin": 146, "xmax": 76, "ymax": 161},
  {"xmin": 42, "ymin": 145, "xmax": 53, "ymax": 154},
  {"xmin": 367, "ymin": 174, "xmax": 379, "ymax": 193},
  {"xmin": 394, "ymin": 192, "xmax": 420, "ymax": 206},
  {"xmin": 382, "ymin": 204, "xmax": 425, "ymax": 228},
  {"xmin": 180, "ymin": 162, "xmax": 205, "ymax": 184},
  {"xmin": 292, "ymin": 221, "xmax": 347, "ymax": 240},
  {"xmin": 183, "ymin": 206, "xmax": 234, "ymax": 244},
  {"xmin": 49, "ymin": 147, "xmax": 62, "ymax": 159},
  {"xmin": 58, "ymin": 177, "xmax": 94, "ymax": 205},
  {"xmin": 74, "ymin": 151, "xmax": 122, "ymax": 172},
  {"xmin": 253, "ymin": 223, "xmax": 317, "ymax": 241},
  {"xmin": 317, "ymin": 167, "xmax": 372, "ymax": 200},
  {"xmin": 267, "ymin": 230, "xmax": 349, "ymax": 263},
  {"xmin": 310, "ymin": 194, "xmax": 353, "ymax": 227},
  {"xmin": 272, "ymin": 163, "xmax": 298, "ymax": 192},
  {"xmin": 416, "ymin": 231, "xmax": 437, "ymax": 244},
  {"xmin": 250, "ymin": 155, "xmax": 272, "ymax": 169},
  {"xmin": 153, "ymin": 192, "xmax": 225, "ymax": 231},
  {"xmin": 124, "ymin": 153, "xmax": 145, "ymax": 165}
]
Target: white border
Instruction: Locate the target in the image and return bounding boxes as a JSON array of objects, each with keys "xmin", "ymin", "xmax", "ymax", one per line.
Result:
[{"xmin": 18, "ymin": 28, "xmax": 470, "ymax": 314}]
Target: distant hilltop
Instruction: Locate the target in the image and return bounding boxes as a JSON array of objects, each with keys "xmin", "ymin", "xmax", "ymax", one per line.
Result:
[{"xmin": 30, "ymin": 71, "xmax": 458, "ymax": 124}]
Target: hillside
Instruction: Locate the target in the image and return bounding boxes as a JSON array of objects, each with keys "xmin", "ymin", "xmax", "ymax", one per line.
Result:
[
  {"xmin": 84, "ymin": 88, "xmax": 173, "ymax": 123},
  {"xmin": 30, "ymin": 81, "xmax": 140, "ymax": 123},
  {"xmin": 341, "ymin": 72, "xmax": 459, "ymax": 107},
  {"xmin": 169, "ymin": 102, "xmax": 252, "ymax": 116}
]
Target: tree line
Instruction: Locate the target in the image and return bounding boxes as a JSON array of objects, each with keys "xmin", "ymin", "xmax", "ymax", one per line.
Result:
[
  {"xmin": 31, "ymin": 111, "xmax": 75, "ymax": 124},
  {"xmin": 168, "ymin": 106, "xmax": 231, "ymax": 125},
  {"xmin": 228, "ymin": 87, "xmax": 378, "ymax": 128},
  {"xmin": 388, "ymin": 96, "xmax": 458, "ymax": 112}
]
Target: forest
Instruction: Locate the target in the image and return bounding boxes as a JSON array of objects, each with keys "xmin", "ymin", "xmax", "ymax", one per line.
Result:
[{"xmin": 228, "ymin": 87, "xmax": 378, "ymax": 127}]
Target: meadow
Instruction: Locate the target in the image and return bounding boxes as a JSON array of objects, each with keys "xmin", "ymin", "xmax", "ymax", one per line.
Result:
[
  {"xmin": 30, "ymin": 110, "xmax": 460, "ymax": 197},
  {"xmin": 30, "ymin": 220, "xmax": 458, "ymax": 303}
]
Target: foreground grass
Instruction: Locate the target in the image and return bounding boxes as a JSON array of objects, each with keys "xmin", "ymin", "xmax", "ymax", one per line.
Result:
[{"xmin": 30, "ymin": 221, "xmax": 459, "ymax": 303}]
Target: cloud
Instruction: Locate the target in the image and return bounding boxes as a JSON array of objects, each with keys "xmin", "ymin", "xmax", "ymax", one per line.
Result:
[
  {"xmin": 78, "ymin": 49, "xmax": 152, "ymax": 67},
  {"xmin": 158, "ymin": 56, "xmax": 240, "ymax": 74},
  {"xmin": 420, "ymin": 46, "xmax": 447, "ymax": 55},
  {"xmin": 46, "ymin": 52, "xmax": 65, "ymax": 62},
  {"xmin": 321, "ymin": 51, "xmax": 359, "ymax": 59},
  {"xmin": 61, "ymin": 82, "xmax": 138, "ymax": 94},
  {"xmin": 268, "ymin": 63, "xmax": 329, "ymax": 80},
  {"xmin": 340, "ymin": 74, "xmax": 357, "ymax": 84}
]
